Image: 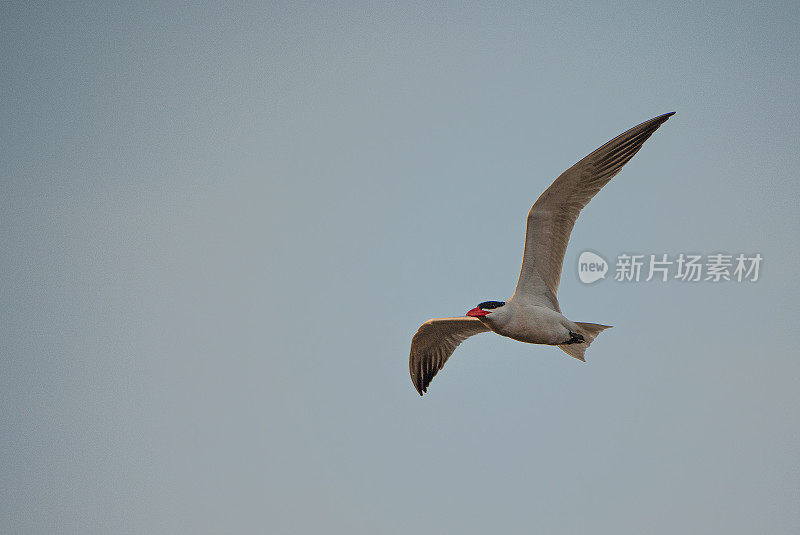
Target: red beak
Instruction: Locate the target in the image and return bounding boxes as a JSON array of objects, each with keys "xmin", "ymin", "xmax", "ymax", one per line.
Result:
[{"xmin": 466, "ymin": 307, "xmax": 489, "ymax": 317}]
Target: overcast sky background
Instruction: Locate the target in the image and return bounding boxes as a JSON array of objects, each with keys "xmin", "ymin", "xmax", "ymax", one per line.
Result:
[{"xmin": 3, "ymin": 2, "xmax": 799, "ymax": 533}]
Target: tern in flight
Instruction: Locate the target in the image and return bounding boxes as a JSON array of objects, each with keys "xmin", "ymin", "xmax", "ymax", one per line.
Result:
[{"xmin": 409, "ymin": 112, "xmax": 675, "ymax": 395}]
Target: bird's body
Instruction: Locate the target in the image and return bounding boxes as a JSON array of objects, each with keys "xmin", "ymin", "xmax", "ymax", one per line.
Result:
[
  {"xmin": 482, "ymin": 300, "xmax": 574, "ymax": 346},
  {"xmin": 409, "ymin": 112, "xmax": 675, "ymax": 395}
]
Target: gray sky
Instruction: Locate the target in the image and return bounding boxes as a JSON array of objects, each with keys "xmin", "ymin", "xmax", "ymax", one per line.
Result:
[{"xmin": 2, "ymin": 2, "xmax": 799, "ymax": 533}]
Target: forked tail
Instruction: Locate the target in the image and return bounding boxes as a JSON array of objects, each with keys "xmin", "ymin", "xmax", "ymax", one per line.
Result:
[{"xmin": 558, "ymin": 322, "xmax": 613, "ymax": 362}]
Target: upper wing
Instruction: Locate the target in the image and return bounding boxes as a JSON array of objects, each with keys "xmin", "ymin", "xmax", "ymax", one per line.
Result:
[
  {"xmin": 409, "ymin": 317, "xmax": 490, "ymax": 395},
  {"xmin": 513, "ymin": 112, "xmax": 675, "ymax": 308}
]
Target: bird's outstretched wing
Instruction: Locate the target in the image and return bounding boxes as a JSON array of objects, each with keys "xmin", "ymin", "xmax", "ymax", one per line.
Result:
[
  {"xmin": 513, "ymin": 112, "xmax": 675, "ymax": 309},
  {"xmin": 409, "ymin": 317, "xmax": 490, "ymax": 395}
]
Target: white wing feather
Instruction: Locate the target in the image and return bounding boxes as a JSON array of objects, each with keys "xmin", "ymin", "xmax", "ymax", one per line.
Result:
[
  {"xmin": 409, "ymin": 317, "xmax": 490, "ymax": 395},
  {"xmin": 513, "ymin": 112, "xmax": 675, "ymax": 309}
]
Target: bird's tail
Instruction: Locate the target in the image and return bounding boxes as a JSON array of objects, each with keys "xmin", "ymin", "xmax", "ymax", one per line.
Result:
[{"xmin": 558, "ymin": 322, "xmax": 613, "ymax": 362}]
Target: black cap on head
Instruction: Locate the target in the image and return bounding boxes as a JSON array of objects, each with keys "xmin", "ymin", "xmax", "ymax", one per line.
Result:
[{"xmin": 478, "ymin": 301, "xmax": 505, "ymax": 310}]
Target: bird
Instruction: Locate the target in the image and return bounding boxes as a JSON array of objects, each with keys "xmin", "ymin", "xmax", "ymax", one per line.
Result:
[{"xmin": 409, "ymin": 112, "xmax": 675, "ymax": 395}]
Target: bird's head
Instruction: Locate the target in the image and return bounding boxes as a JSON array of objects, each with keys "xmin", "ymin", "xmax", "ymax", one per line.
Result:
[{"xmin": 466, "ymin": 300, "xmax": 506, "ymax": 317}]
